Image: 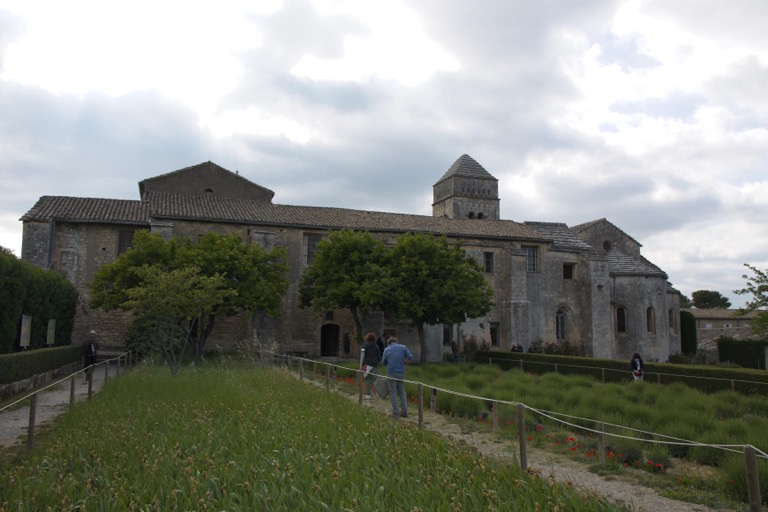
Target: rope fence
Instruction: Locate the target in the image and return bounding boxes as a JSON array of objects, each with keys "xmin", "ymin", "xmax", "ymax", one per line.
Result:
[
  {"xmin": 274, "ymin": 352, "xmax": 767, "ymax": 511},
  {"xmin": 0, "ymin": 351, "xmax": 135, "ymax": 452}
]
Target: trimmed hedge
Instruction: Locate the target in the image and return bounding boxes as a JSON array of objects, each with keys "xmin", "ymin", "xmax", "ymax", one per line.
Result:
[
  {"xmin": 0, "ymin": 250, "xmax": 78, "ymax": 354},
  {"xmin": 717, "ymin": 336, "xmax": 768, "ymax": 369},
  {"xmin": 474, "ymin": 350, "xmax": 768, "ymax": 395},
  {"xmin": 680, "ymin": 309, "xmax": 697, "ymax": 354},
  {"xmin": 0, "ymin": 345, "xmax": 83, "ymax": 385}
]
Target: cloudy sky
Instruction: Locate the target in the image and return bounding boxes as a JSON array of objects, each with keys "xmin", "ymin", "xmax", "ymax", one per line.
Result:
[{"xmin": 0, "ymin": 0, "xmax": 766, "ymax": 307}]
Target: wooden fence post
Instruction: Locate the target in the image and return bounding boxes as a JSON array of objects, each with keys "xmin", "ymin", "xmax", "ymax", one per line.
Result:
[
  {"xmin": 599, "ymin": 423, "xmax": 606, "ymax": 464},
  {"xmin": 70, "ymin": 376, "xmax": 76, "ymax": 407},
  {"xmin": 517, "ymin": 403, "xmax": 527, "ymax": 470},
  {"xmin": 519, "ymin": 359, "xmax": 523, "ymax": 372},
  {"xmin": 418, "ymin": 383, "xmax": 424, "ymax": 429},
  {"xmin": 299, "ymin": 359, "xmax": 304, "ymax": 381},
  {"xmin": 357, "ymin": 372, "xmax": 363, "ymax": 405},
  {"xmin": 745, "ymin": 445, "xmax": 762, "ymax": 512},
  {"xmin": 27, "ymin": 393, "xmax": 37, "ymax": 453},
  {"xmin": 430, "ymin": 388, "xmax": 437, "ymax": 411},
  {"xmin": 88, "ymin": 368, "xmax": 93, "ymax": 399}
]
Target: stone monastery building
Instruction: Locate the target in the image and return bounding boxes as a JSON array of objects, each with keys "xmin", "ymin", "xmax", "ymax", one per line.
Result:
[{"xmin": 20, "ymin": 155, "xmax": 681, "ymax": 362}]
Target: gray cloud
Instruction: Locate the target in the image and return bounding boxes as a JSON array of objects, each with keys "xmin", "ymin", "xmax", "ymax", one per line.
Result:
[{"xmin": 0, "ymin": 0, "xmax": 765, "ymax": 307}]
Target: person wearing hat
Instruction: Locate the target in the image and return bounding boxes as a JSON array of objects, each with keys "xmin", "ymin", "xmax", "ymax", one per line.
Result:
[
  {"xmin": 381, "ymin": 337, "xmax": 413, "ymax": 418},
  {"xmin": 84, "ymin": 330, "xmax": 98, "ymax": 378}
]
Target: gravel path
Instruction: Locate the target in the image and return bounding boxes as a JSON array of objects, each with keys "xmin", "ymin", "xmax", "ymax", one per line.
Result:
[{"xmin": 0, "ymin": 363, "xmax": 112, "ymax": 450}]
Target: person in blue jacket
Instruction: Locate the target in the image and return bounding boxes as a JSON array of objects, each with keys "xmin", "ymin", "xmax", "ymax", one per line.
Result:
[{"xmin": 382, "ymin": 337, "xmax": 413, "ymax": 418}]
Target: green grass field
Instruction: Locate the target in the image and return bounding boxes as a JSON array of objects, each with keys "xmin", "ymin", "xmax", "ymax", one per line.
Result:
[{"xmin": 0, "ymin": 363, "xmax": 627, "ymax": 511}]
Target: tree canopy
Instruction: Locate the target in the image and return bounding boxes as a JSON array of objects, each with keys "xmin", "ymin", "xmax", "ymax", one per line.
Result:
[
  {"xmin": 734, "ymin": 263, "xmax": 768, "ymax": 338},
  {"xmin": 124, "ymin": 266, "xmax": 235, "ymax": 375},
  {"xmin": 298, "ymin": 230, "xmax": 494, "ymax": 362},
  {"xmin": 691, "ymin": 290, "xmax": 731, "ymax": 309},
  {"xmin": 90, "ymin": 230, "xmax": 288, "ymax": 361},
  {"xmin": 385, "ymin": 233, "xmax": 494, "ymax": 363},
  {"xmin": 298, "ymin": 229, "xmax": 389, "ymax": 342}
]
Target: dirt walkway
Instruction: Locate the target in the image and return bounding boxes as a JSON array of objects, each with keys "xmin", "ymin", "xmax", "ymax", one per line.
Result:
[
  {"xmin": 309, "ymin": 373, "xmax": 734, "ymax": 512},
  {"xmin": 0, "ymin": 363, "xmax": 113, "ymax": 450}
]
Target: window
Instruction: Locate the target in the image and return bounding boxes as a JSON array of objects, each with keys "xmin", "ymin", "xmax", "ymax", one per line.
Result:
[
  {"xmin": 616, "ymin": 307, "xmax": 626, "ymax": 333},
  {"xmin": 305, "ymin": 234, "xmax": 323, "ymax": 265},
  {"xmin": 118, "ymin": 230, "xmax": 135, "ymax": 255},
  {"xmin": 668, "ymin": 309, "xmax": 675, "ymax": 333},
  {"xmin": 563, "ymin": 263, "xmax": 574, "ymax": 280},
  {"xmin": 646, "ymin": 307, "xmax": 655, "ymax": 333},
  {"xmin": 490, "ymin": 322, "xmax": 499, "ymax": 347},
  {"xmin": 555, "ymin": 308, "xmax": 568, "ymax": 340},
  {"xmin": 484, "ymin": 252, "xmax": 494, "ymax": 273},
  {"xmin": 523, "ymin": 246, "xmax": 538, "ymax": 272}
]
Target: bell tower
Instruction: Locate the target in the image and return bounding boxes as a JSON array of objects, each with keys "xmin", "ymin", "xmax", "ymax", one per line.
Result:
[{"xmin": 432, "ymin": 154, "xmax": 500, "ymax": 220}]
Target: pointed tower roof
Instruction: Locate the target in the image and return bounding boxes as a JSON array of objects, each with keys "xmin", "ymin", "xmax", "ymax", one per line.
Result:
[{"xmin": 434, "ymin": 154, "xmax": 497, "ymax": 185}]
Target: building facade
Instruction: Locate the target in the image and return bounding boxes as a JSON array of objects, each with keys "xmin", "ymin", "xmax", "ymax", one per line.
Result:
[{"xmin": 20, "ymin": 156, "xmax": 682, "ymax": 362}]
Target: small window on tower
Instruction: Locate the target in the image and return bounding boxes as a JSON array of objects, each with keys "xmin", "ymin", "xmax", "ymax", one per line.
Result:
[{"xmin": 563, "ymin": 263, "xmax": 574, "ymax": 280}]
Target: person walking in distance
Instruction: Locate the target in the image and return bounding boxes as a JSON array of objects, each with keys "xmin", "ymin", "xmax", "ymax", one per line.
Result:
[
  {"xmin": 631, "ymin": 352, "xmax": 645, "ymax": 381},
  {"xmin": 360, "ymin": 332, "xmax": 381, "ymax": 399},
  {"xmin": 381, "ymin": 337, "xmax": 413, "ymax": 418},
  {"xmin": 84, "ymin": 330, "xmax": 98, "ymax": 378}
]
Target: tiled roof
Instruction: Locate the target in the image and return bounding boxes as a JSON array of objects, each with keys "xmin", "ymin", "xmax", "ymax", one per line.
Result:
[
  {"xmin": 434, "ymin": 154, "xmax": 497, "ymax": 185},
  {"xmin": 20, "ymin": 196, "xmax": 150, "ymax": 225},
  {"xmin": 606, "ymin": 250, "xmax": 666, "ymax": 277},
  {"xmin": 147, "ymin": 192, "xmax": 549, "ymax": 241},
  {"xmin": 524, "ymin": 222, "xmax": 600, "ymax": 256},
  {"xmin": 21, "ymin": 193, "xmax": 551, "ymax": 242},
  {"xmin": 682, "ymin": 308, "xmax": 759, "ymax": 320},
  {"xmin": 571, "ymin": 217, "xmax": 642, "ymax": 247}
]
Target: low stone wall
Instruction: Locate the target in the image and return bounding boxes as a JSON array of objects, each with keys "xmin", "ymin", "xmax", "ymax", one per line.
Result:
[{"xmin": 0, "ymin": 362, "xmax": 81, "ymax": 402}]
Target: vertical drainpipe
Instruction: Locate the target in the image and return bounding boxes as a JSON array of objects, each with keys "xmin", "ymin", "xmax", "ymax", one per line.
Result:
[{"xmin": 46, "ymin": 218, "xmax": 57, "ymax": 269}]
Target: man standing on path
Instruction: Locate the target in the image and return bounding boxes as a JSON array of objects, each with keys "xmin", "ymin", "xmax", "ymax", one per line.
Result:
[
  {"xmin": 381, "ymin": 337, "xmax": 413, "ymax": 418},
  {"xmin": 84, "ymin": 330, "xmax": 98, "ymax": 378}
]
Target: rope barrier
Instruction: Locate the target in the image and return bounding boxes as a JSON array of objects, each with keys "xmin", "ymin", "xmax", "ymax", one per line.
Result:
[
  {"xmin": 0, "ymin": 352, "xmax": 129, "ymax": 413},
  {"xmin": 277, "ymin": 352, "xmax": 768, "ymax": 460}
]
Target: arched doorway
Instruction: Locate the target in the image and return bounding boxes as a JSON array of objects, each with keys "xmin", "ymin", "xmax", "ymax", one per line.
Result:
[{"xmin": 320, "ymin": 324, "xmax": 340, "ymax": 357}]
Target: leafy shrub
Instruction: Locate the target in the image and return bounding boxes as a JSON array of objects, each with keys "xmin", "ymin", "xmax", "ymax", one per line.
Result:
[{"xmin": 460, "ymin": 334, "xmax": 490, "ymax": 356}]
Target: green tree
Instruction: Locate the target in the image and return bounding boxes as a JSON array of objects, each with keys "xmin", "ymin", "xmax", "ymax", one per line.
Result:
[
  {"xmin": 124, "ymin": 266, "xmax": 235, "ymax": 375},
  {"xmin": 298, "ymin": 229, "xmax": 390, "ymax": 341},
  {"xmin": 679, "ymin": 294, "xmax": 693, "ymax": 308},
  {"xmin": 385, "ymin": 233, "xmax": 494, "ymax": 363},
  {"xmin": 734, "ymin": 263, "xmax": 768, "ymax": 338},
  {"xmin": 90, "ymin": 230, "xmax": 288, "ymax": 358},
  {"xmin": 691, "ymin": 290, "xmax": 731, "ymax": 309}
]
